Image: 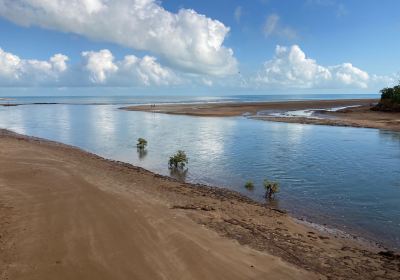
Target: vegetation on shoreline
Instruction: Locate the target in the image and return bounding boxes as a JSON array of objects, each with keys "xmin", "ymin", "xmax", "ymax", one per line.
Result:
[
  {"xmin": 243, "ymin": 179, "xmax": 280, "ymax": 199},
  {"xmin": 168, "ymin": 150, "xmax": 188, "ymax": 169},
  {"xmin": 372, "ymin": 82, "xmax": 400, "ymax": 112}
]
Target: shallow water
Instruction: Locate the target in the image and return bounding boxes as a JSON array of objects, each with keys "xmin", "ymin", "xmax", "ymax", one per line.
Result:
[
  {"xmin": 0, "ymin": 101, "xmax": 399, "ymax": 250},
  {"xmin": 0, "ymin": 93, "xmax": 378, "ymax": 105},
  {"xmin": 258, "ymin": 105, "xmax": 362, "ymax": 119}
]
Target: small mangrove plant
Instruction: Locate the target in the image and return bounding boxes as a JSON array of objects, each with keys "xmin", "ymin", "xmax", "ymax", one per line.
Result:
[
  {"xmin": 136, "ymin": 138, "xmax": 148, "ymax": 149},
  {"xmin": 244, "ymin": 181, "xmax": 254, "ymax": 191},
  {"xmin": 168, "ymin": 150, "xmax": 188, "ymax": 169},
  {"xmin": 263, "ymin": 179, "xmax": 280, "ymax": 199}
]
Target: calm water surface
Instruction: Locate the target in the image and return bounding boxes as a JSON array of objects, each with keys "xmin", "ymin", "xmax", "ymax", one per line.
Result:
[
  {"xmin": 0, "ymin": 101, "xmax": 399, "ymax": 250},
  {"xmin": 0, "ymin": 93, "xmax": 379, "ymax": 105}
]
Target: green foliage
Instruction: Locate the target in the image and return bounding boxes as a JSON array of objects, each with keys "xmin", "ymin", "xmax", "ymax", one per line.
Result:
[
  {"xmin": 373, "ymin": 82, "xmax": 400, "ymax": 112},
  {"xmin": 380, "ymin": 82, "xmax": 400, "ymax": 103},
  {"xmin": 263, "ymin": 179, "xmax": 280, "ymax": 199},
  {"xmin": 168, "ymin": 150, "xmax": 188, "ymax": 169},
  {"xmin": 136, "ymin": 138, "xmax": 148, "ymax": 149},
  {"xmin": 244, "ymin": 181, "xmax": 254, "ymax": 190}
]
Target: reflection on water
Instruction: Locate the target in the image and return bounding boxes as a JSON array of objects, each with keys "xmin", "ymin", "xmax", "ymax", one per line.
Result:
[
  {"xmin": 169, "ymin": 167, "xmax": 189, "ymax": 182},
  {"xmin": 265, "ymin": 197, "xmax": 281, "ymax": 209},
  {"xmin": 0, "ymin": 104, "xmax": 400, "ymax": 250},
  {"xmin": 379, "ymin": 129, "xmax": 400, "ymax": 144},
  {"xmin": 137, "ymin": 148, "xmax": 148, "ymax": 160}
]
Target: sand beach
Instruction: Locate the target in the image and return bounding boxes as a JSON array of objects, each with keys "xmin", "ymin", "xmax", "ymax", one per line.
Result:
[{"xmin": 1, "ymin": 130, "xmax": 399, "ymax": 279}]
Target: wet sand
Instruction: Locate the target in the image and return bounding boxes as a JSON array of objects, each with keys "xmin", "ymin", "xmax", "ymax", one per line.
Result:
[
  {"xmin": 255, "ymin": 104, "xmax": 400, "ymax": 132},
  {"xmin": 120, "ymin": 99, "xmax": 400, "ymax": 131},
  {"xmin": 1, "ymin": 130, "xmax": 399, "ymax": 280},
  {"xmin": 120, "ymin": 99, "xmax": 377, "ymax": 116}
]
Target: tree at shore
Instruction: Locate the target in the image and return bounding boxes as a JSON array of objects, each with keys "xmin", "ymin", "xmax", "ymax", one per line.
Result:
[{"xmin": 372, "ymin": 82, "xmax": 400, "ymax": 112}]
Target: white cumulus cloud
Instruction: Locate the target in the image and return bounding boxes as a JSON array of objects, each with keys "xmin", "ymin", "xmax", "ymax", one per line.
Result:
[
  {"xmin": 81, "ymin": 49, "xmax": 180, "ymax": 86},
  {"xmin": 0, "ymin": 45, "xmax": 396, "ymax": 91},
  {"xmin": 82, "ymin": 50, "xmax": 118, "ymax": 83},
  {"xmin": 329, "ymin": 63, "xmax": 369, "ymax": 88},
  {"xmin": 0, "ymin": 0, "xmax": 238, "ymax": 76},
  {"xmin": 255, "ymin": 45, "xmax": 371, "ymax": 89},
  {"xmin": 0, "ymin": 48, "xmax": 68, "ymax": 85},
  {"xmin": 0, "ymin": 47, "xmax": 180, "ymax": 87},
  {"xmin": 119, "ymin": 55, "xmax": 180, "ymax": 86}
]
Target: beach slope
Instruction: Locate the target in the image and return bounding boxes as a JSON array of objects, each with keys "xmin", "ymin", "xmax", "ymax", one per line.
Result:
[{"xmin": 0, "ymin": 130, "xmax": 399, "ymax": 279}]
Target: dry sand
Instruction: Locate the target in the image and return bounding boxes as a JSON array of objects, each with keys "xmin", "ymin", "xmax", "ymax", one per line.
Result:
[
  {"xmin": 1, "ymin": 130, "xmax": 399, "ymax": 280},
  {"xmin": 121, "ymin": 99, "xmax": 400, "ymax": 131}
]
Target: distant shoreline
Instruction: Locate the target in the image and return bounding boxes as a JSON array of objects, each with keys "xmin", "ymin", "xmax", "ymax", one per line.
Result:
[
  {"xmin": 120, "ymin": 99, "xmax": 400, "ymax": 132},
  {"xmin": 120, "ymin": 99, "xmax": 378, "ymax": 116}
]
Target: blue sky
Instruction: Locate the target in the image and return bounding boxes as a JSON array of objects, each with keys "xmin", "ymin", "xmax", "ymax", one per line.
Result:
[
  {"xmin": 0, "ymin": 0, "xmax": 399, "ymax": 95},
  {"xmin": 165, "ymin": 0, "xmax": 400, "ymax": 74}
]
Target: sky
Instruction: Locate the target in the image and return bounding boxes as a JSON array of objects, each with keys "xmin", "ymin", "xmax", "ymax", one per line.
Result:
[{"xmin": 0, "ymin": 0, "xmax": 399, "ymax": 96}]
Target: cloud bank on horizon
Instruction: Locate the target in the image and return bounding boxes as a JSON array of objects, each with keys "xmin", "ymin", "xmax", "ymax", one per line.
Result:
[
  {"xmin": 0, "ymin": 0, "xmax": 397, "ymax": 91},
  {"xmin": 1, "ymin": 45, "xmax": 395, "ymax": 89},
  {"xmin": 0, "ymin": 48, "xmax": 181, "ymax": 87},
  {"xmin": 254, "ymin": 45, "xmax": 393, "ymax": 90}
]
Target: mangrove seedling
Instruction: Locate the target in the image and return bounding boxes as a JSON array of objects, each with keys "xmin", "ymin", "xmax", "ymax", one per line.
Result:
[
  {"xmin": 168, "ymin": 150, "xmax": 188, "ymax": 169},
  {"xmin": 263, "ymin": 179, "xmax": 280, "ymax": 199},
  {"xmin": 244, "ymin": 181, "xmax": 254, "ymax": 191},
  {"xmin": 137, "ymin": 138, "xmax": 148, "ymax": 149}
]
